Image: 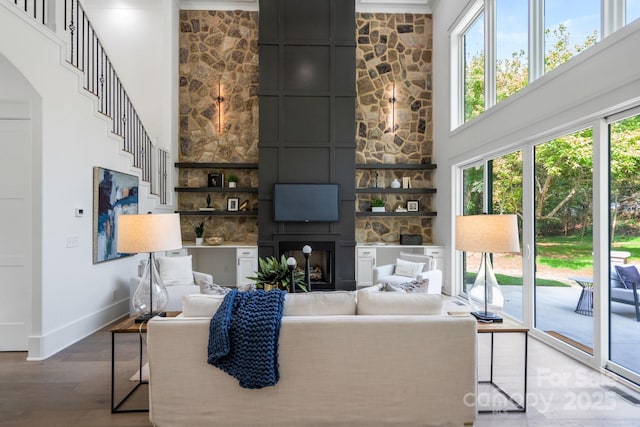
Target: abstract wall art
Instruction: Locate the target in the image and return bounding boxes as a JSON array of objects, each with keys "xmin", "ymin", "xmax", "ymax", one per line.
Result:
[{"xmin": 93, "ymin": 167, "xmax": 139, "ymax": 264}]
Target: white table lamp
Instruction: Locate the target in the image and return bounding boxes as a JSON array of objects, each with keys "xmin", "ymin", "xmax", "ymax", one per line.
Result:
[
  {"xmin": 117, "ymin": 213, "xmax": 182, "ymax": 322},
  {"xmin": 455, "ymin": 214, "xmax": 520, "ymax": 322}
]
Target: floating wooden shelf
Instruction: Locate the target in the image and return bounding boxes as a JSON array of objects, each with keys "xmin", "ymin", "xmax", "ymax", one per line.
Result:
[
  {"xmin": 174, "ymin": 162, "xmax": 259, "ymax": 169},
  {"xmin": 175, "ymin": 187, "xmax": 259, "ymax": 193},
  {"xmin": 176, "ymin": 210, "xmax": 258, "ymax": 217},
  {"xmin": 355, "ymin": 211, "xmax": 437, "ymax": 217},
  {"xmin": 356, "ymin": 188, "xmax": 436, "ymax": 194},
  {"xmin": 355, "ymin": 163, "xmax": 436, "ymax": 170}
]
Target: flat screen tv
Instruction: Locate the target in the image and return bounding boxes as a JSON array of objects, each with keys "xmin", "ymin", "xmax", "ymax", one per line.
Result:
[{"xmin": 273, "ymin": 183, "xmax": 340, "ymax": 222}]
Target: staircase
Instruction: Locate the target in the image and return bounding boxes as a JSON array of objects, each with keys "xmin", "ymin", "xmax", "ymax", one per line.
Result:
[{"xmin": 4, "ymin": 0, "xmax": 169, "ymax": 204}]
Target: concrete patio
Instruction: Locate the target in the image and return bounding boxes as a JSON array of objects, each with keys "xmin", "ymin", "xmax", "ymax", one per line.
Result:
[{"xmin": 500, "ymin": 285, "xmax": 640, "ymax": 373}]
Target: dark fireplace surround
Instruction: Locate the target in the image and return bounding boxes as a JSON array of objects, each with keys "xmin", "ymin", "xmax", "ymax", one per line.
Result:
[
  {"xmin": 279, "ymin": 241, "xmax": 335, "ymax": 291},
  {"xmin": 257, "ymin": 0, "xmax": 356, "ymax": 290}
]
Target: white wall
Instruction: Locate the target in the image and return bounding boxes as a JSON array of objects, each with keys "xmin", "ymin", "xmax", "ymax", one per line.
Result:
[
  {"xmin": 82, "ymin": 0, "xmax": 179, "ymax": 204},
  {"xmin": 432, "ymin": 1, "xmax": 640, "ymax": 293},
  {"xmin": 0, "ymin": 3, "xmax": 173, "ymax": 359},
  {"xmin": 81, "ymin": 0, "xmax": 176, "ymax": 153}
]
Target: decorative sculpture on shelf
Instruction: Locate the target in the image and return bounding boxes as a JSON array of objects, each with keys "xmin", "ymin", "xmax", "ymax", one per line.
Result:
[{"xmin": 200, "ymin": 194, "xmax": 215, "ymax": 211}]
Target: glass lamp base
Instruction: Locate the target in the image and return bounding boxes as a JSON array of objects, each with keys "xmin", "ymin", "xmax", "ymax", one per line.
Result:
[
  {"xmin": 471, "ymin": 311, "xmax": 503, "ymax": 322},
  {"xmin": 135, "ymin": 311, "xmax": 166, "ymax": 323},
  {"xmin": 132, "ymin": 253, "xmax": 169, "ymax": 321}
]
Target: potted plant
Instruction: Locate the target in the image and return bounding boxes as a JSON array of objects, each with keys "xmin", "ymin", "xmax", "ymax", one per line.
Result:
[
  {"xmin": 194, "ymin": 222, "xmax": 205, "ymax": 245},
  {"xmin": 247, "ymin": 255, "xmax": 307, "ymax": 292},
  {"xmin": 371, "ymin": 198, "xmax": 385, "ymax": 212},
  {"xmin": 227, "ymin": 174, "xmax": 239, "ymax": 188}
]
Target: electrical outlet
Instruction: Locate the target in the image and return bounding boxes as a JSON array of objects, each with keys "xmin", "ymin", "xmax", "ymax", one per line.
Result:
[{"xmin": 66, "ymin": 237, "xmax": 79, "ymax": 248}]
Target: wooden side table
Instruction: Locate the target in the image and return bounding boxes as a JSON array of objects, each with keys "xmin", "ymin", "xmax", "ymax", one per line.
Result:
[
  {"xmin": 477, "ymin": 317, "xmax": 529, "ymax": 413},
  {"xmin": 111, "ymin": 312, "xmax": 180, "ymax": 413}
]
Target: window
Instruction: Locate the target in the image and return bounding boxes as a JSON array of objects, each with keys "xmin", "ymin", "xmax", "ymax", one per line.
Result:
[
  {"xmin": 534, "ymin": 129, "xmax": 594, "ymax": 353},
  {"xmin": 627, "ymin": 0, "xmax": 640, "ymax": 24},
  {"xmin": 496, "ymin": 0, "xmax": 528, "ymax": 101},
  {"xmin": 452, "ymin": 0, "xmax": 637, "ymax": 128},
  {"xmin": 609, "ymin": 111, "xmax": 640, "ymax": 376},
  {"xmin": 491, "ymin": 151, "xmax": 524, "ymax": 321},
  {"xmin": 461, "ymin": 165, "xmax": 484, "ymax": 294},
  {"xmin": 464, "ymin": 13, "xmax": 485, "ymax": 121},
  {"xmin": 544, "ymin": 0, "xmax": 600, "ymax": 73}
]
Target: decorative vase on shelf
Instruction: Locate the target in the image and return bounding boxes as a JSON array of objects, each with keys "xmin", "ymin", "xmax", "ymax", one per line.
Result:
[
  {"xmin": 195, "ymin": 237, "xmax": 204, "ymax": 245},
  {"xmin": 228, "ymin": 181, "xmax": 237, "ymax": 188},
  {"xmin": 372, "ymin": 207, "xmax": 385, "ymax": 212},
  {"xmin": 390, "ymin": 178, "xmax": 401, "ymax": 188}
]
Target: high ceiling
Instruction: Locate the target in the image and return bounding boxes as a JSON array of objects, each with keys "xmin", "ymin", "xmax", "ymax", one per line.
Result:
[{"xmin": 178, "ymin": 0, "xmax": 436, "ymax": 13}]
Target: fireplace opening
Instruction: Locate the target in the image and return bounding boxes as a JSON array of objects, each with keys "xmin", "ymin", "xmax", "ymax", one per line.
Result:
[{"xmin": 279, "ymin": 241, "xmax": 335, "ymax": 291}]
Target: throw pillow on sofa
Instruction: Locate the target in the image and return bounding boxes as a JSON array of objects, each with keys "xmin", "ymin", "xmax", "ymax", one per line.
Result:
[
  {"xmin": 182, "ymin": 294, "xmax": 225, "ymax": 317},
  {"xmin": 385, "ymin": 278, "xmax": 430, "ymax": 293},
  {"xmin": 394, "ymin": 258, "xmax": 424, "ymax": 277},
  {"xmin": 284, "ymin": 291, "xmax": 356, "ymax": 316},
  {"xmin": 200, "ymin": 282, "xmax": 231, "ymax": 295},
  {"xmin": 156, "ymin": 255, "xmax": 194, "ymax": 286},
  {"xmin": 356, "ymin": 289, "xmax": 443, "ymax": 315},
  {"xmin": 183, "ymin": 291, "xmax": 358, "ymax": 317}
]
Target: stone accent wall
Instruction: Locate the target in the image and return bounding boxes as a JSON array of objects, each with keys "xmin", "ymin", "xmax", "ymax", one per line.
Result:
[
  {"xmin": 178, "ymin": 10, "xmax": 259, "ymax": 242},
  {"xmin": 176, "ymin": 11, "xmax": 434, "ymax": 245},
  {"xmin": 355, "ymin": 13, "xmax": 434, "ymax": 243}
]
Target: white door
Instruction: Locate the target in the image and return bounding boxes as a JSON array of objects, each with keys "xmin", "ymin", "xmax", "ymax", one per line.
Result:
[{"xmin": 0, "ymin": 119, "xmax": 31, "ymax": 350}]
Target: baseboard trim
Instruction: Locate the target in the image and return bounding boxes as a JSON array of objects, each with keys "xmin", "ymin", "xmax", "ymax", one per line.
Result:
[{"xmin": 27, "ymin": 299, "xmax": 129, "ymax": 360}]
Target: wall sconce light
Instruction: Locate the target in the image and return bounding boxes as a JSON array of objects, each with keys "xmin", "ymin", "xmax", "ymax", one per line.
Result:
[
  {"xmin": 216, "ymin": 82, "xmax": 224, "ymax": 133},
  {"xmin": 388, "ymin": 83, "xmax": 396, "ymax": 133}
]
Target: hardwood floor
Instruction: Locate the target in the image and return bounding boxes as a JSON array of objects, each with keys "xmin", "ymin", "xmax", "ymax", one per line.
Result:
[
  {"xmin": 1, "ymin": 317, "xmax": 640, "ymax": 426},
  {"xmin": 0, "ymin": 318, "xmax": 151, "ymax": 427}
]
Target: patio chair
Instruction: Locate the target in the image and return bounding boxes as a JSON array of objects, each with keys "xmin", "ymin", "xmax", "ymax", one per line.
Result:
[{"xmin": 613, "ymin": 265, "xmax": 640, "ymax": 322}]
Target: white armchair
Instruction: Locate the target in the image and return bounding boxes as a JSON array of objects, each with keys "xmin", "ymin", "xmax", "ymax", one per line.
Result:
[
  {"xmin": 372, "ymin": 252, "xmax": 442, "ymax": 294},
  {"xmin": 128, "ymin": 255, "xmax": 211, "ymax": 316}
]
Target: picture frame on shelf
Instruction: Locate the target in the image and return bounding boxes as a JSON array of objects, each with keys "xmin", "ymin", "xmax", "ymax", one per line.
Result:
[
  {"xmin": 227, "ymin": 197, "xmax": 239, "ymax": 211},
  {"xmin": 208, "ymin": 172, "xmax": 224, "ymax": 188},
  {"xmin": 407, "ymin": 200, "xmax": 419, "ymax": 212}
]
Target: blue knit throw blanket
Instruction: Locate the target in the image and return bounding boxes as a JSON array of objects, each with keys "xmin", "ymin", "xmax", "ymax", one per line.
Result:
[{"xmin": 207, "ymin": 289, "xmax": 286, "ymax": 389}]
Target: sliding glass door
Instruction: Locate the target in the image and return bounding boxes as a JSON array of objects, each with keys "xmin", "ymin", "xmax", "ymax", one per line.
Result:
[
  {"xmin": 609, "ymin": 111, "xmax": 640, "ymax": 376},
  {"xmin": 462, "ymin": 165, "xmax": 484, "ymax": 294},
  {"xmin": 457, "ymin": 107, "xmax": 640, "ymax": 385},
  {"xmin": 491, "ymin": 152, "xmax": 523, "ymax": 321},
  {"xmin": 534, "ymin": 129, "xmax": 594, "ymax": 353},
  {"xmin": 460, "ymin": 154, "xmax": 523, "ymax": 320}
]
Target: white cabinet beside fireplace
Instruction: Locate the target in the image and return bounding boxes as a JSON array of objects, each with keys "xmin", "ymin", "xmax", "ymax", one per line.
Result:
[
  {"xmin": 355, "ymin": 244, "xmax": 445, "ymax": 290},
  {"xmin": 175, "ymin": 244, "xmax": 258, "ymax": 287}
]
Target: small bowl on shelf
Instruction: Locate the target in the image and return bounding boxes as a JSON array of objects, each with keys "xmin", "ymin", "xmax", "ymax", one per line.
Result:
[{"xmin": 205, "ymin": 237, "xmax": 224, "ymax": 246}]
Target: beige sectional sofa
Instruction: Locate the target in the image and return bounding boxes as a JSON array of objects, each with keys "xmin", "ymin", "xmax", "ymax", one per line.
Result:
[{"xmin": 147, "ymin": 291, "xmax": 478, "ymax": 427}]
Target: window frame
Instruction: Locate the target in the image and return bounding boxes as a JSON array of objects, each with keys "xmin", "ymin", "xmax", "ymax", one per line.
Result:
[{"xmin": 451, "ymin": 0, "xmax": 632, "ymax": 129}]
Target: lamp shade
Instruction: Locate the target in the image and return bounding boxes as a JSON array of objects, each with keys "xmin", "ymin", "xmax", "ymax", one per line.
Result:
[
  {"xmin": 455, "ymin": 214, "xmax": 520, "ymax": 254},
  {"xmin": 117, "ymin": 213, "xmax": 182, "ymax": 254}
]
